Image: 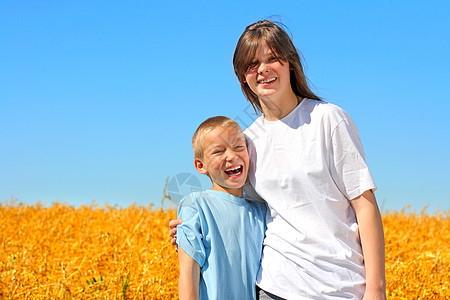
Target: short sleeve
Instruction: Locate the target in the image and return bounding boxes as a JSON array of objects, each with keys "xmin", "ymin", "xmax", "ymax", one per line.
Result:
[
  {"xmin": 329, "ymin": 112, "xmax": 377, "ymax": 200},
  {"xmin": 176, "ymin": 199, "xmax": 206, "ymax": 267}
]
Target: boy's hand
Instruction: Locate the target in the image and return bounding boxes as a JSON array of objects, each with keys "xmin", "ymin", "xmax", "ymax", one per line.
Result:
[{"xmin": 169, "ymin": 219, "xmax": 182, "ymax": 246}]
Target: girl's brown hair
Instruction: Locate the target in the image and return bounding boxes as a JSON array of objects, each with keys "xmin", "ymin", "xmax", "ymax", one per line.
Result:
[{"xmin": 233, "ymin": 20, "xmax": 321, "ymax": 113}]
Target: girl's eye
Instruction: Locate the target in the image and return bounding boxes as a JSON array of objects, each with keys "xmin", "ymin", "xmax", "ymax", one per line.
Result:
[
  {"xmin": 235, "ymin": 145, "xmax": 245, "ymax": 150},
  {"xmin": 269, "ymin": 56, "xmax": 277, "ymax": 62},
  {"xmin": 247, "ymin": 61, "xmax": 258, "ymax": 71}
]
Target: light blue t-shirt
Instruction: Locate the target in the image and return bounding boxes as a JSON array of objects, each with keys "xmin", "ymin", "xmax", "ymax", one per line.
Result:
[{"xmin": 176, "ymin": 190, "xmax": 266, "ymax": 300}]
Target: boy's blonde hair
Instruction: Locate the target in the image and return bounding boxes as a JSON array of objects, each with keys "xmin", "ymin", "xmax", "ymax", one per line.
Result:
[{"xmin": 192, "ymin": 116, "xmax": 243, "ymax": 159}]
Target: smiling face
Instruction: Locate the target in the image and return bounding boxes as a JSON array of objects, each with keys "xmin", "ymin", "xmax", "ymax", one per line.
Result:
[
  {"xmin": 243, "ymin": 41, "xmax": 295, "ymax": 110},
  {"xmin": 234, "ymin": 20, "xmax": 321, "ymax": 114},
  {"xmin": 194, "ymin": 125, "xmax": 249, "ymax": 197}
]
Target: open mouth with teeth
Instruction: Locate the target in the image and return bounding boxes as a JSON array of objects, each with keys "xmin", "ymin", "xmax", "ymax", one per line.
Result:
[
  {"xmin": 257, "ymin": 77, "xmax": 277, "ymax": 84},
  {"xmin": 224, "ymin": 165, "xmax": 244, "ymax": 177}
]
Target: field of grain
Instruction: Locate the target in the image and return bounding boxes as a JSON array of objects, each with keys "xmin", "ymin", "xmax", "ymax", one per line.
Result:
[{"xmin": 0, "ymin": 200, "xmax": 448, "ymax": 299}]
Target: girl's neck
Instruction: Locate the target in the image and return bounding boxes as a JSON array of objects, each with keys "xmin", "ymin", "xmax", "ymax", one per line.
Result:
[{"xmin": 260, "ymin": 93, "xmax": 301, "ymax": 121}]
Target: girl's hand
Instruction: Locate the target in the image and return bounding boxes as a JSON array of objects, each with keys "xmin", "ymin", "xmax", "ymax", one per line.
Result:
[
  {"xmin": 362, "ymin": 288, "xmax": 387, "ymax": 300},
  {"xmin": 169, "ymin": 219, "xmax": 182, "ymax": 246}
]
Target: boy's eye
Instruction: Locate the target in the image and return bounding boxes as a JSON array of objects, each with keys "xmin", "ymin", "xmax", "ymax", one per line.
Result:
[
  {"xmin": 269, "ymin": 56, "xmax": 277, "ymax": 62},
  {"xmin": 234, "ymin": 145, "xmax": 244, "ymax": 150},
  {"xmin": 212, "ymin": 150, "xmax": 224, "ymax": 155}
]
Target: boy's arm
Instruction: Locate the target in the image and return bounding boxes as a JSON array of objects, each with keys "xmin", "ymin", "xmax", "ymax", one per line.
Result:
[
  {"xmin": 350, "ymin": 190, "xmax": 387, "ymax": 300},
  {"xmin": 178, "ymin": 246, "xmax": 200, "ymax": 300}
]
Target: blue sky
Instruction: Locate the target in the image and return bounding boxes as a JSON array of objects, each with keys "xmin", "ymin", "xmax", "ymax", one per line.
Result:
[{"xmin": 1, "ymin": 1, "xmax": 449, "ymax": 212}]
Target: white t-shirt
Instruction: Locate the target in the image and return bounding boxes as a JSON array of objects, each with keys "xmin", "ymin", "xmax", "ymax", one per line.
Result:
[{"xmin": 244, "ymin": 99, "xmax": 376, "ymax": 300}]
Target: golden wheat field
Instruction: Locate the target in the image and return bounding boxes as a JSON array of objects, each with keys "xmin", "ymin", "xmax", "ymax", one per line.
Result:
[{"xmin": 0, "ymin": 200, "xmax": 448, "ymax": 299}]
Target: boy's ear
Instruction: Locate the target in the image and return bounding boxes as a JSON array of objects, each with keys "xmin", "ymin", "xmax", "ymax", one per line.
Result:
[{"xmin": 194, "ymin": 158, "xmax": 208, "ymax": 175}]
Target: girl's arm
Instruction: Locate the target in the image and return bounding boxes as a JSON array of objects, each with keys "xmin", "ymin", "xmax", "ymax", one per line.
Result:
[
  {"xmin": 350, "ymin": 189, "xmax": 387, "ymax": 300},
  {"xmin": 178, "ymin": 246, "xmax": 200, "ymax": 300}
]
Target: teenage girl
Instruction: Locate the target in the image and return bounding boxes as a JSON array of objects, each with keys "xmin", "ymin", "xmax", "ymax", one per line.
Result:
[{"xmin": 171, "ymin": 20, "xmax": 386, "ymax": 300}]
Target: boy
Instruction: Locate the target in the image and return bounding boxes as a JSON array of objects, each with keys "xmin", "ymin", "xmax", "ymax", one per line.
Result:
[{"xmin": 176, "ymin": 116, "xmax": 266, "ymax": 300}]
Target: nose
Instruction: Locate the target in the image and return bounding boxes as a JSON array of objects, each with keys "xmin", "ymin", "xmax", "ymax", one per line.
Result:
[
  {"xmin": 225, "ymin": 149, "xmax": 237, "ymax": 161},
  {"xmin": 258, "ymin": 62, "xmax": 270, "ymax": 74}
]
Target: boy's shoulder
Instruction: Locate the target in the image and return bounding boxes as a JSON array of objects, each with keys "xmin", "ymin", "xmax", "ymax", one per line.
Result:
[
  {"xmin": 178, "ymin": 190, "xmax": 231, "ymax": 209},
  {"xmin": 179, "ymin": 190, "xmax": 262, "ymax": 210},
  {"xmin": 250, "ymin": 199, "xmax": 267, "ymax": 216},
  {"xmin": 178, "ymin": 191, "xmax": 208, "ymax": 207}
]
